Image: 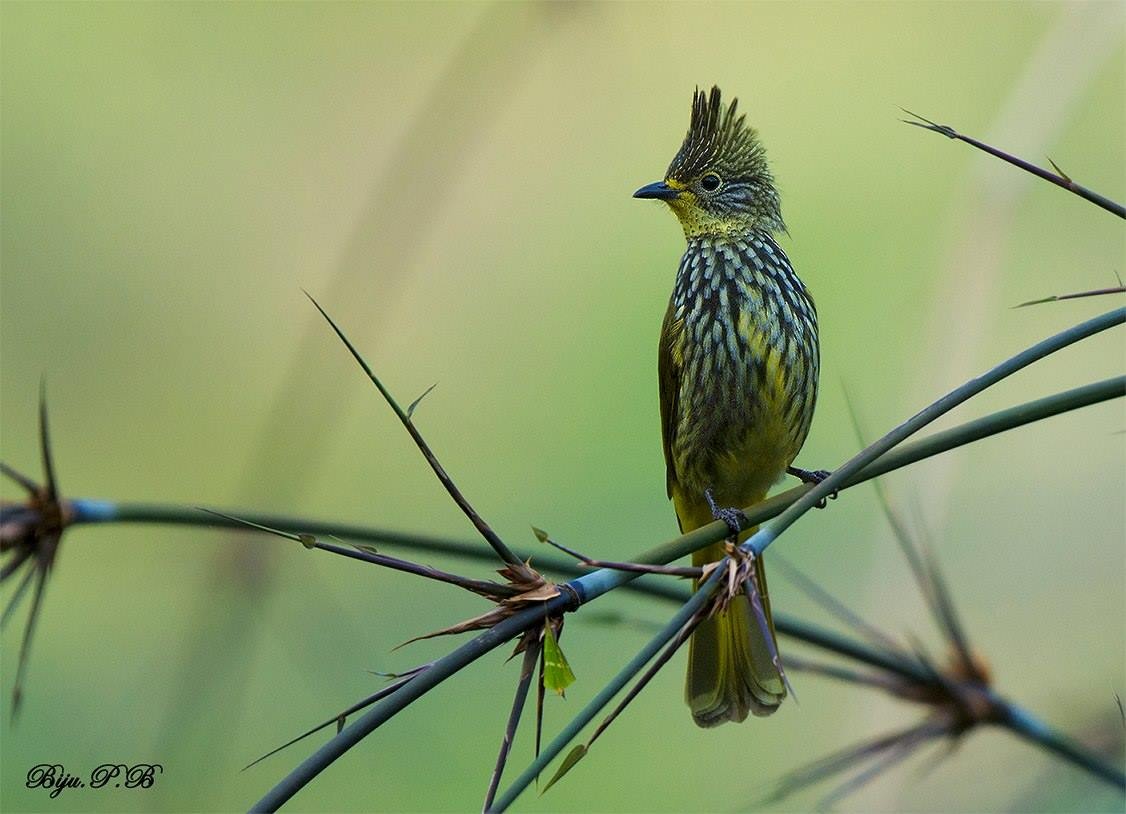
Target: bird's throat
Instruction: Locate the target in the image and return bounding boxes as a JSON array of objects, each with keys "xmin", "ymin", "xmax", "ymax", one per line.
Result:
[{"xmin": 669, "ymin": 200, "xmax": 757, "ymax": 240}]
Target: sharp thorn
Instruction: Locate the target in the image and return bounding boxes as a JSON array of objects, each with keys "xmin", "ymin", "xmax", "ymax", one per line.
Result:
[
  {"xmin": 38, "ymin": 381, "xmax": 58, "ymax": 502},
  {"xmin": 406, "ymin": 384, "xmax": 438, "ymax": 419},
  {"xmin": 0, "ymin": 463, "xmax": 39, "ymax": 495}
]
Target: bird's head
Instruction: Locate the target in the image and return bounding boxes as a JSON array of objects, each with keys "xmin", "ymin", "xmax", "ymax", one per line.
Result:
[{"xmin": 634, "ymin": 86, "xmax": 783, "ymax": 239}]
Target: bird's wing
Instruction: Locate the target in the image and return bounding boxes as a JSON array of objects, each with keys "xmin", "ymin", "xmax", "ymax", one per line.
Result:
[{"xmin": 658, "ymin": 301, "xmax": 684, "ymax": 499}]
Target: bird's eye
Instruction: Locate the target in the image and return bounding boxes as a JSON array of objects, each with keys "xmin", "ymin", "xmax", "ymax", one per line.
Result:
[{"xmin": 700, "ymin": 173, "xmax": 722, "ymax": 192}]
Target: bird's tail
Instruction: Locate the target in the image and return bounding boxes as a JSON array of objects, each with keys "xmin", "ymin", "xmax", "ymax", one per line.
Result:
[{"xmin": 685, "ymin": 535, "xmax": 786, "ymax": 726}]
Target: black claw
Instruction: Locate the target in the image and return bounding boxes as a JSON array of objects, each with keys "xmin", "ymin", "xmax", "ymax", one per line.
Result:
[
  {"xmin": 704, "ymin": 489, "xmax": 748, "ymax": 539},
  {"xmin": 787, "ymin": 467, "xmax": 838, "ymax": 509}
]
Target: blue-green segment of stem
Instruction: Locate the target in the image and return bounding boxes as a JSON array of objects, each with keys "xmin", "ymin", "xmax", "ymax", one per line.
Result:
[{"xmin": 996, "ymin": 700, "xmax": 1126, "ymax": 789}]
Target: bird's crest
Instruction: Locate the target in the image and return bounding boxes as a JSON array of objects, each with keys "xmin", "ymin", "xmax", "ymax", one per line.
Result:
[{"xmin": 666, "ymin": 86, "xmax": 769, "ymax": 185}]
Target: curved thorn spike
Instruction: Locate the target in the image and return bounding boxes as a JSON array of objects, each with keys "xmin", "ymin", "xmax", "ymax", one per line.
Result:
[
  {"xmin": 1, "ymin": 559, "xmax": 37, "ymax": 626},
  {"xmin": 11, "ymin": 562, "xmax": 50, "ymax": 720}
]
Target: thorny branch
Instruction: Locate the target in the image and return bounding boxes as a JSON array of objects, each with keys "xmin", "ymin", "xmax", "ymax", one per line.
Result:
[
  {"xmin": 901, "ymin": 109, "xmax": 1126, "ymax": 218},
  {"xmin": 304, "ymin": 291, "xmax": 529, "ymax": 573},
  {"xmin": 3, "ymin": 322, "xmax": 1123, "ymax": 812},
  {"xmin": 0, "ymin": 385, "xmax": 67, "ymax": 717}
]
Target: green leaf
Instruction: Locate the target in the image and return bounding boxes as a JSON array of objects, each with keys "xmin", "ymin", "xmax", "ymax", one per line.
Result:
[
  {"xmin": 531, "ymin": 526, "xmax": 550, "ymax": 544},
  {"xmin": 542, "ymin": 625, "xmax": 576, "ymax": 696},
  {"xmin": 350, "ymin": 542, "xmax": 379, "ymax": 555},
  {"xmin": 540, "ymin": 745, "xmax": 587, "ymax": 795}
]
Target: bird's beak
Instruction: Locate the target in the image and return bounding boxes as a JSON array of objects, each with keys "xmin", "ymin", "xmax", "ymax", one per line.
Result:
[{"xmin": 633, "ymin": 181, "xmax": 681, "ymax": 200}]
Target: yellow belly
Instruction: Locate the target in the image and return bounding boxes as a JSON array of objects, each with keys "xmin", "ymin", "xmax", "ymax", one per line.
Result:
[
  {"xmin": 670, "ymin": 417, "xmax": 792, "ymax": 535},
  {"xmin": 672, "ymin": 343, "xmax": 801, "ymax": 524}
]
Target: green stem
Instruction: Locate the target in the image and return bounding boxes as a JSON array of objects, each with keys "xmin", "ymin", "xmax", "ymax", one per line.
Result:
[
  {"xmin": 995, "ymin": 701, "xmax": 1125, "ymax": 789},
  {"xmin": 903, "ymin": 111, "xmax": 1126, "ymax": 219},
  {"xmin": 29, "ymin": 341, "xmax": 1124, "ymax": 809},
  {"xmin": 68, "ymin": 508, "xmax": 935, "ymax": 685},
  {"xmin": 744, "ymin": 309, "xmax": 1124, "ymax": 558},
  {"xmin": 70, "ymin": 373, "xmax": 1124, "ymax": 566},
  {"xmin": 303, "ymin": 293, "xmax": 525, "ymax": 569},
  {"xmin": 246, "ymin": 592, "xmax": 570, "ymax": 813},
  {"xmin": 490, "ymin": 307, "xmax": 1124, "ymax": 810}
]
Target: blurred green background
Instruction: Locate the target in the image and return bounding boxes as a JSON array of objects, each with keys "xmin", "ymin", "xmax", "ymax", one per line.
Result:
[{"xmin": 2, "ymin": 2, "xmax": 1123, "ymax": 812}]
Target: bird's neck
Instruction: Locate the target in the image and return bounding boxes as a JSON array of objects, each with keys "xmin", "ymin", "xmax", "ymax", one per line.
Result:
[
  {"xmin": 682, "ymin": 230, "xmax": 784, "ymax": 276},
  {"xmin": 673, "ymin": 230, "xmax": 808, "ymax": 313}
]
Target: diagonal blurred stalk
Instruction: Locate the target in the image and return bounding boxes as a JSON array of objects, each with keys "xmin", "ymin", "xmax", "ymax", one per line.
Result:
[
  {"xmin": 766, "ymin": 718, "xmax": 950, "ymax": 807},
  {"xmin": 998, "ymin": 701, "xmax": 1126, "ymax": 790},
  {"xmin": 844, "ymin": 396, "xmax": 979, "ymax": 677},
  {"xmin": 147, "ymin": 1, "xmax": 558, "ymax": 788}
]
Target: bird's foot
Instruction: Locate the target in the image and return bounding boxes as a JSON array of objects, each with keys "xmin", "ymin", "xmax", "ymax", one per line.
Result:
[
  {"xmin": 787, "ymin": 466, "xmax": 831, "ymax": 485},
  {"xmin": 704, "ymin": 488, "xmax": 748, "ymax": 541},
  {"xmin": 786, "ymin": 466, "xmax": 838, "ymax": 509}
]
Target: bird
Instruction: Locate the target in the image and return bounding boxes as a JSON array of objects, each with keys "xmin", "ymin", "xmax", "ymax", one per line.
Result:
[{"xmin": 634, "ymin": 87, "xmax": 820, "ymax": 727}]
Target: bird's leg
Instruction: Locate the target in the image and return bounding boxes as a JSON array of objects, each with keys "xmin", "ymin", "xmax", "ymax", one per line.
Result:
[
  {"xmin": 704, "ymin": 488, "xmax": 747, "ymax": 542},
  {"xmin": 786, "ymin": 466, "xmax": 837, "ymax": 509}
]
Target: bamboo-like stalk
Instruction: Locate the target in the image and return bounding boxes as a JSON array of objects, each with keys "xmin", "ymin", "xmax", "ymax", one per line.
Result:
[
  {"xmin": 5, "ymin": 338, "xmax": 1121, "ymax": 811},
  {"xmin": 69, "ymin": 372, "xmax": 1125, "ymax": 561},
  {"xmin": 488, "ymin": 310, "xmax": 1125, "ymax": 811},
  {"xmin": 245, "ymin": 309, "xmax": 1123, "ymax": 811}
]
